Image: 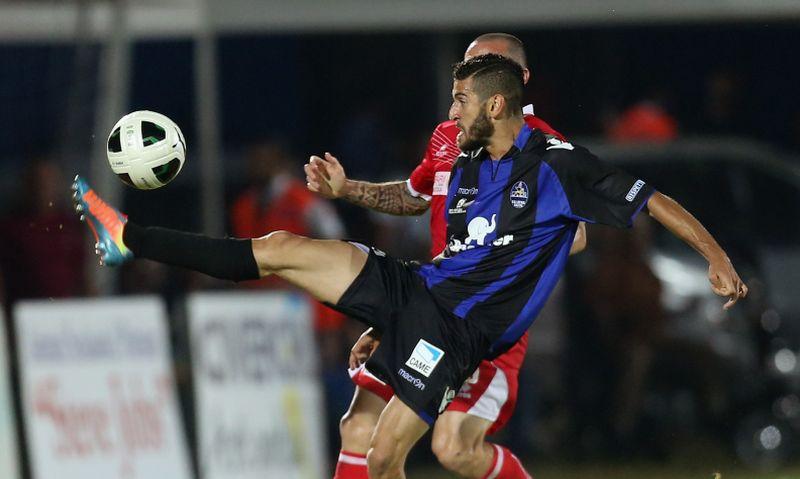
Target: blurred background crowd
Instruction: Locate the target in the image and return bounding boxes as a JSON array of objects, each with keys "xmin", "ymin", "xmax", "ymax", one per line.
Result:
[{"xmin": 1, "ymin": 1, "xmax": 800, "ymax": 477}]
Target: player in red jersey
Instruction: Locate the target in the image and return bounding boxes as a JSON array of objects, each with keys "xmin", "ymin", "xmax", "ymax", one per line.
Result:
[{"xmin": 307, "ymin": 33, "xmax": 584, "ymax": 479}]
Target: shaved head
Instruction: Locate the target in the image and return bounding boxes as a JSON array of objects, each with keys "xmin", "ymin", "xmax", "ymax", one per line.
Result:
[
  {"xmin": 465, "ymin": 33, "xmax": 527, "ymax": 68},
  {"xmin": 465, "ymin": 33, "xmax": 529, "ymax": 85}
]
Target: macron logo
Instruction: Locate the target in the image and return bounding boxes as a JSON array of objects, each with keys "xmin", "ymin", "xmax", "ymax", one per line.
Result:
[
  {"xmin": 398, "ymin": 368, "xmax": 426, "ymax": 390},
  {"xmin": 625, "ymin": 180, "xmax": 645, "ymax": 202},
  {"xmin": 405, "ymin": 339, "xmax": 444, "ymax": 378}
]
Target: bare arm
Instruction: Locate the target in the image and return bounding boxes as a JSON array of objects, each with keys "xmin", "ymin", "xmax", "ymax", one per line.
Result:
[
  {"xmin": 339, "ymin": 179, "xmax": 429, "ymax": 216},
  {"xmin": 305, "ymin": 152, "xmax": 429, "ymax": 216},
  {"xmin": 646, "ymin": 191, "xmax": 747, "ymax": 309}
]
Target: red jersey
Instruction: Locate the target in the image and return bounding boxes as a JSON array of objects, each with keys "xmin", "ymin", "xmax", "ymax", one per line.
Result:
[{"xmin": 408, "ymin": 110, "xmax": 564, "ymax": 258}]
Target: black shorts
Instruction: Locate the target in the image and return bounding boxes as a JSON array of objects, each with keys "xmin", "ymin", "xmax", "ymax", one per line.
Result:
[{"xmin": 330, "ymin": 245, "xmax": 487, "ymax": 425}]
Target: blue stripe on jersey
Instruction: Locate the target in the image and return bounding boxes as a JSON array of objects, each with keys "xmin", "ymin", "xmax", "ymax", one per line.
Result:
[
  {"xmin": 453, "ymin": 240, "xmax": 543, "ymax": 318},
  {"xmin": 535, "ymin": 161, "xmax": 572, "ymax": 221},
  {"xmin": 490, "ymin": 229, "xmax": 574, "ymax": 353},
  {"xmin": 537, "ymin": 161, "xmax": 595, "ymax": 223},
  {"xmin": 487, "ymin": 160, "xmax": 580, "ymax": 352},
  {"xmin": 421, "ymin": 156, "xmax": 514, "ymax": 289},
  {"xmin": 513, "ymin": 123, "xmax": 533, "ymax": 150},
  {"xmin": 418, "ymin": 410, "xmax": 434, "ymax": 425}
]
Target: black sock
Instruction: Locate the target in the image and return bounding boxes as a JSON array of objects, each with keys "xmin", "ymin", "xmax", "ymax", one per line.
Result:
[{"xmin": 122, "ymin": 222, "xmax": 260, "ymax": 282}]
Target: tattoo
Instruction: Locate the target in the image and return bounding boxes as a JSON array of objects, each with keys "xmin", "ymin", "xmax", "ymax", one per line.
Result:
[{"xmin": 344, "ymin": 180, "xmax": 429, "ymax": 216}]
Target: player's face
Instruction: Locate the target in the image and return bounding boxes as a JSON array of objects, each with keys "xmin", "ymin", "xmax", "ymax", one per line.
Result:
[{"xmin": 451, "ymin": 78, "xmax": 494, "ymax": 151}]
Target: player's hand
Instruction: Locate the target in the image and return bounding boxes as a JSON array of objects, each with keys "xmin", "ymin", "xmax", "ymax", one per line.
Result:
[
  {"xmin": 707, "ymin": 255, "xmax": 748, "ymax": 310},
  {"xmin": 305, "ymin": 152, "xmax": 347, "ymax": 199},
  {"xmin": 349, "ymin": 327, "xmax": 381, "ymax": 369}
]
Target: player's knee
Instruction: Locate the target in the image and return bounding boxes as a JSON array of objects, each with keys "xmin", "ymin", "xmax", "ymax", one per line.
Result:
[
  {"xmin": 339, "ymin": 410, "xmax": 377, "ymax": 450},
  {"xmin": 432, "ymin": 435, "xmax": 474, "ymax": 475},
  {"xmin": 251, "ymin": 230, "xmax": 302, "ymax": 274},
  {"xmin": 366, "ymin": 445, "xmax": 401, "ymax": 479}
]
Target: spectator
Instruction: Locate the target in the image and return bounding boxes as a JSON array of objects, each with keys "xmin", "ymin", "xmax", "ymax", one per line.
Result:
[
  {"xmin": 229, "ymin": 140, "xmax": 347, "ymax": 330},
  {"xmin": 229, "ymin": 140, "xmax": 351, "ymax": 456},
  {"xmin": 607, "ymin": 101, "xmax": 678, "ymax": 143}
]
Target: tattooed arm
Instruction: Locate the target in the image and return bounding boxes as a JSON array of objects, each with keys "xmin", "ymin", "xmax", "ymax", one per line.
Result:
[
  {"xmin": 305, "ymin": 152, "xmax": 430, "ymax": 216},
  {"xmin": 338, "ymin": 179, "xmax": 429, "ymax": 216}
]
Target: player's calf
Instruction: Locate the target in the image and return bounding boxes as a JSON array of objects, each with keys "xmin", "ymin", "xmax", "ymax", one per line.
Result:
[
  {"xmin": 431, "ymin": 416, "xmax": 494, "ymax": 478},
  {"xmin": 433, "ymin": 439, "xmax": 494, "ymax": 478},
  {"xmin": 339, "ymin": 407, "xmax": 380, "ymax": 454}
]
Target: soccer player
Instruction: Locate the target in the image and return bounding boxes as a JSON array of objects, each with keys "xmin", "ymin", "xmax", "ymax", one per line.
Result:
[
  {"xmin": 73, "ymin": 54, "xmax": 747, "ymax": 479},
  {"xmin": 307, "ymin": 33, "xmax": 575, "ymax": 479}
]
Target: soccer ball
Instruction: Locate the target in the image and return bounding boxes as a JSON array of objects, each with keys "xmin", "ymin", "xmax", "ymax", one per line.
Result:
[{"xmin": 106, "ymin": 110, "xmax": 186, "ymax": 189}]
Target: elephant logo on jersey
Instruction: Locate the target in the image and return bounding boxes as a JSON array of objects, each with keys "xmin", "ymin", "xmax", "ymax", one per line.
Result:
[
  {"xmin": 509, "ymin": 181, "xmax": 528, "ymax": 209},
  {"xmin": 465, "ymin": 214, "xmax": 496, "ymax": 245},
  {"xmin": 448, "ymin": 214, "xmax": 513, "ymax": 253}
]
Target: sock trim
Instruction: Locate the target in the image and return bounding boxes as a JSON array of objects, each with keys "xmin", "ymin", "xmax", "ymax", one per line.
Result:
[
  {"xmin": 484, "ymin": 444, "xmax": 504, "ymax": 479},
  {"xmin": 483, "ymin": 443, "xmax": 503, "ymax": 479},
  {"xmin": 338, "ymin": 451, "xmax": 367, "ymax": 466}
]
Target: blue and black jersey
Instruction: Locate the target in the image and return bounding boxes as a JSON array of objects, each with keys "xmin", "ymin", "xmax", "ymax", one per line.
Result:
[{"xmin": 417, "ymin": 124, "xmax": 655, "ymax": 358}]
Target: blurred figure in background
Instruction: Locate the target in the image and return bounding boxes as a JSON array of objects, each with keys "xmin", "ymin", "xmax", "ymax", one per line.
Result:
[
  {"xmin": 564, "ymin": 218, "xmax": 666, "ymax": 458},
  {"xmin": 607, "ymin": 86, "xmax": 678, "ymax": 143},
  {"xmin": 583, "ymin": 219, "xmax": 665, "ymax": 454},
  {"xmin": 0, "ymin": 159, "xmax": 87, "ymax": 306},
  {"xmin": 229, "ymin": 139, "xmax": 348, "ymax": 328},
  {"xmin": 231, "ymin": 140, "xmax": 345, "ymax": 244},
  {"xmin": 230, "ymin": 141, "xmax": 347, "ymax": 324},
  {"xmin": 228, "ymin": 140, "xmax": 352, "ymax": 453},
  {"xmin": 698, "ymin": 68, "xmax": 747, "ymax": 136}
]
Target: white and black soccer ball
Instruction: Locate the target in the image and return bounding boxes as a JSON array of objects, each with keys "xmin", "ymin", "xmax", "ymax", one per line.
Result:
[{"xmin": 106, "ymin": 110, "xmax": 186, "ymax": 189}]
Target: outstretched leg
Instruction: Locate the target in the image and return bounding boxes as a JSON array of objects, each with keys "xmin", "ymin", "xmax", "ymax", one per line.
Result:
[{"xmin": 72, "ymin": 175, "xmax": 367, "ymax": 305}]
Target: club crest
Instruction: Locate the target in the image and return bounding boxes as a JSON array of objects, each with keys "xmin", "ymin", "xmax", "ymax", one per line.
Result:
[{"xmin": 510, "ymin": 181, "xmax": 529, "ymax": 209}]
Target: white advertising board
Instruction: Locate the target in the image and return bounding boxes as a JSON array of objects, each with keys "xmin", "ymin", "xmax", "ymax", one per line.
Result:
[
  {"xmin": 0, "ymin": 309, "xmax": 20, "ymax": 479},
  {"xmin": 188, "ymin": 292, "xmax": 326, "ymax": 479},
  {"xmin": 15, "ymin": 297, "xmax": 191, "ymax": 479}
]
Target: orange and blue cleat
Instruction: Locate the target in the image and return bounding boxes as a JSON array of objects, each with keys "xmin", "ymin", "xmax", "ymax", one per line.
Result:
[{"xmin": 72, "ymin": 175, "xmax": 132, "ymax": 266}]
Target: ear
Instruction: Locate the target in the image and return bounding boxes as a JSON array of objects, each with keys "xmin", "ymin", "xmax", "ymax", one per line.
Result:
[
  {"xmin": 486, "ymin": 94, "xmax": 507, "ymax": 119},
  {"xmin": 522, "ymin": 68, "xmax": 531, "ymax": 85}
]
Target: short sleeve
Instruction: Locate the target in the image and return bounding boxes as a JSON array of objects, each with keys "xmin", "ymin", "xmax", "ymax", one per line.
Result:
[{"xmin": 546, "ymin": 146, "xmax": 656, "ymax": 228}]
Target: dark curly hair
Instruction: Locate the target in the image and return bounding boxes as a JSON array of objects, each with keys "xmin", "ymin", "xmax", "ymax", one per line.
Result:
[{"xmin": 452, "ymin": 53, "xmax": 524, "ymax": 116}]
